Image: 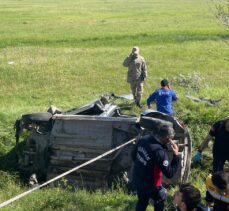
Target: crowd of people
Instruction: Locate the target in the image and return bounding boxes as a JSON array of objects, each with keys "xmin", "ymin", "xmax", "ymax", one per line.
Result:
[{"xmin": 123, "ymin": 47, "xmax": 229, "ymax": 211}]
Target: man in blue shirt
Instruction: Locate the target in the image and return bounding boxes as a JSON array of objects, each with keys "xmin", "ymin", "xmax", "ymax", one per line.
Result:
[{"xmin": 147, "ymin": 79, "xmax": 178, "ymax": 116}]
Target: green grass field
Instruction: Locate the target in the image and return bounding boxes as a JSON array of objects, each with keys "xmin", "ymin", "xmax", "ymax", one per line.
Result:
[{"xmin": 0, "ymin": 0, "xmax": 228, "ymax": 210}]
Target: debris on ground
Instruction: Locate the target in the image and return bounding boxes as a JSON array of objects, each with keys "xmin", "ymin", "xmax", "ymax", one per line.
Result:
[{"xmin": 186, "ymin": 95, "xmax": 222, "ymax": 106}]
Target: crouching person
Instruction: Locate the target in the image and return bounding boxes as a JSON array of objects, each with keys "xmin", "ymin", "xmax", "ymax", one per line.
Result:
[
  {"xmin": 173, "ymin": 184, "xmax": 208, "ymax": 211},
  {"xmin": 205, "ymin": 171, "xmax": 229, "ymax": 211},
  {"xmin": 132, "ymin": 125, "xmax": 181, "ymax": 211}
]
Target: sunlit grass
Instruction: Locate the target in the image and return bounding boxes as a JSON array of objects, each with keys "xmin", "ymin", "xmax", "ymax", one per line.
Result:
[{"xmin": 0, "ymin": 0, "xmax": 228, "ymax": 210}]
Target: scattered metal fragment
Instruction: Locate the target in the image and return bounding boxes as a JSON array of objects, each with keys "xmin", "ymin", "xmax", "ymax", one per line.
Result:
[{"xmin": 186, "ymin": 95, "xmax": 222, "ymax": 106}]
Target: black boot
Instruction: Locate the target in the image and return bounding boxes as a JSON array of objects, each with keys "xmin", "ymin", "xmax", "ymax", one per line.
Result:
[{"xmin": 136, "ymin": 102, "xmax": 143, "ymax": 108}]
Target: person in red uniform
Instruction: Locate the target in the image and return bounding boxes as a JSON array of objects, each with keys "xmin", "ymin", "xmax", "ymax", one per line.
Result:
[
  {"xmin": 194, "ymin": 117, "xmax": 229, "ymax": 172},
  {"xmin": 132, "ymin": 125, "xmax": 181, "ymax": 211}
]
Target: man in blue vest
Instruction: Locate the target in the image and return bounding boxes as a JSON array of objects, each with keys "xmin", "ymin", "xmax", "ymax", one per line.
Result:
[{"xmin": 147, "ymin": 79, "xmax": 178, "ymax": 116}]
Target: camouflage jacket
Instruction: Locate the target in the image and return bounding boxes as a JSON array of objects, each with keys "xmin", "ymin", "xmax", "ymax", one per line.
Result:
[{"xmin": 123, "ymin": 55, "xmax": 147, "ymax": 83}]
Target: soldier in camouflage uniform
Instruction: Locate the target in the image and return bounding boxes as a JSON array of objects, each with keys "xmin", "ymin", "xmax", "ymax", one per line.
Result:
[{"xmin": 123, "ymin": 46, "xmax": 147, "ymax": 108}]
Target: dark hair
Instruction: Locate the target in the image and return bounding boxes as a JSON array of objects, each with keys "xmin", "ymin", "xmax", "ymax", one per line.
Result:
[
  {"xmin": 161, "ymin": 79, "xmax": 169, "ymax": 87},
  {"xmin": 212, "ymin": 171, "xmax": 229, "ymax": 190},
  {"xmin": 158, "ymin": 125, "xmax": 174, "ymax": 138},
  {"xmin": 179, "ymin": 184, "xmax": 201, "ymax": 211}
]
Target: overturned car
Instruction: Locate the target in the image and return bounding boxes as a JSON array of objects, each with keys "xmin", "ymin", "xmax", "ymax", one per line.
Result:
[{"xmin": 15, "ymin": 94, "xmax": 192, "ymax": 188}]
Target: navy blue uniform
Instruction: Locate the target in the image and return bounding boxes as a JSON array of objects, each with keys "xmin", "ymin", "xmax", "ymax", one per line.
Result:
[
  {"xmin": 147, "ymin": 88, "xmax": 178, "ymax": 116},
  {"xmin": 209, "ymin": 120, "xmax": 229, "ymax": 172},
  {"xmin": 133, "ymin": 135, "xmax": 180, "ymax": 211}
]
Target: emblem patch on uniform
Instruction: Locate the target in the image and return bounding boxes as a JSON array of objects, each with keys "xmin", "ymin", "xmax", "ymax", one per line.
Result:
[{"xmin": 163, "ymin": 160, "xmax": 169, "ymax": 167}]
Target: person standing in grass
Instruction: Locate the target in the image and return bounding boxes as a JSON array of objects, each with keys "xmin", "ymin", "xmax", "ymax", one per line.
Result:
[
  {"xmin": 193, "ymin": 117, "xmax": 229, "ymax": 172},
  {"xmin": 147, "ymin": 79, "xmax": 178, "ymax": 116},
  {"xmin": 123, "ymin": 46, "xmax": 147, "ymax": 108},
  {"xmin": 173, "ymin": 184, "xmax": 209, "ymax": 211},
  {"xmin": 132, "ymin": 125, "xmax": 180, "ymax": 211}
]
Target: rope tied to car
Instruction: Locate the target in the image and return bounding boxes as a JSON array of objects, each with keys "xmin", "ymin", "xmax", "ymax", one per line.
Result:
[{"xmin": 0, "ymin": 137, "xmax": 137, "ymax": 209}]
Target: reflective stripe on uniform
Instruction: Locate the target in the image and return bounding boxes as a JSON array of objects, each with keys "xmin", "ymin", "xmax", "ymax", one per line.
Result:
[
  {"xmin": 206, "ymin": 188, "xmax": 229, "ymax": 203},
  {"xmin": 206, "ymin": 174, "xmax": 229, "ymax": 204}
]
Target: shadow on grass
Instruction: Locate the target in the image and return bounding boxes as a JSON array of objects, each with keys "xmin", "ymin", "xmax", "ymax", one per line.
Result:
[
  {"xmin": 0, "ymin": 144, "xmax": 20, "ymax": 171},
  {"xmin": 0, "ymin": 141, "xmax": 31, "ymax": 184}
]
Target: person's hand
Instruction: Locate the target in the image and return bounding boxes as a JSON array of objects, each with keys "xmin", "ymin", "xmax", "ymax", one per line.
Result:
[
  {"xmin": 193, "ymin": 151, "xmax": 202, "ymax": 162},
  {"xmin": 170, "ymin": 141, "xmax": 179, "ymax": 156}
]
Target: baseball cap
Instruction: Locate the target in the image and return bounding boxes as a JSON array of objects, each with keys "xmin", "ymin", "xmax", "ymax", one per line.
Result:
[
  {"xmin": 161, "ymin": 79, "xmax": 169, "ymax": 87},
  {"xmin": 132, "ymin": 46, "xmax": 139, "ymax": 54}
]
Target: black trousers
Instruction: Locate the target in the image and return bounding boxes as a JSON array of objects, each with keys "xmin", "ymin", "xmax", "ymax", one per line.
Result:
[
  {"xmin": 135, "ymin": 185, "xmax": 166, "ymax": 211},
  {"xmin": 213, "ymin": 154, "xmax": 229, "ymax": 172}
]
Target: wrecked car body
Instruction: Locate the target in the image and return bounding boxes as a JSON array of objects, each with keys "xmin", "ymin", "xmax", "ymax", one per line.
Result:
[{"xmin": 15, "ymin": 95, "xmax": 192, "ymax": 188}]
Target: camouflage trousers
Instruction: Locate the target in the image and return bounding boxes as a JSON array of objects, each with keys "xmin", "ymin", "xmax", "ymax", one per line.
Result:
[{"xmin": 130, "ymin": 81, "xmax": 143, "ymax": 104}]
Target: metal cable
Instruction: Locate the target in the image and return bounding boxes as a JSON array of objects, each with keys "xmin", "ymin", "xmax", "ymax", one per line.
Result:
[{"xmin": 0, "ymin": 137, "xmax": 136, "ymax": 209}]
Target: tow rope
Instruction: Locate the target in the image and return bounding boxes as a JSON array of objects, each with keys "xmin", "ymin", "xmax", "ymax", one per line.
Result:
[{"xmin": 0, "ymin": 137, "xmax": 136, "ymax": 209}]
